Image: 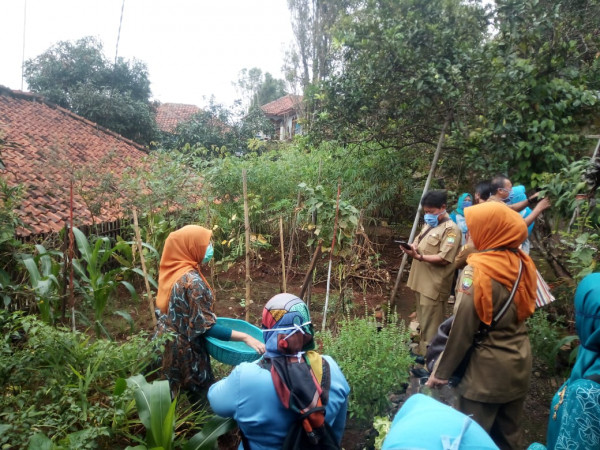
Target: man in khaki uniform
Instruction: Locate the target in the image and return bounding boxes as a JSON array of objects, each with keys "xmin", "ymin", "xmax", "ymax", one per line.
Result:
[{"xmin": 402, "ymin": 190, "xmax": 461, "ymax": 355}]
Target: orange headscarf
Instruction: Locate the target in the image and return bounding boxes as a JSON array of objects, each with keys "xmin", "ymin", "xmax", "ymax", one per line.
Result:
[
  {"xmin": 465, "ymin": 202, "xmax": 537, "ymax": 325},
  {"xmin": 156, "ymin": 225, "xmax": 213, "ymax": 314}
]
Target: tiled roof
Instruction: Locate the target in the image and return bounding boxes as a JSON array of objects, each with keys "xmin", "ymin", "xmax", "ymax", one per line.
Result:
[
  {"xmin": 155, "ymin": 103, "xmax": 201, "ymax": 133},
  {"xmin": 0, "ymin": 86, "xmax": 149, "ymax": 237},
  {"xmin": 261, "ymin": 94, "xmax": 302, "ymax": 118}
]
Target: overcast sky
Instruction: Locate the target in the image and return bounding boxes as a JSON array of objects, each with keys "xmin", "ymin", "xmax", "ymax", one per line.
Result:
[{"xmin": 0, "ymin": 0, "xmax": 295, "ymax": 108}]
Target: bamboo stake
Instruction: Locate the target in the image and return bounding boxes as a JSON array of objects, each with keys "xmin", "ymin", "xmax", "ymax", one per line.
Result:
[
  {"xmin": 389, "ymin": 114, "xmax": 452, "ymax": 309},
  {"xmin": 243, "ymin": 169, "xmax": 252, "ymax": 321},
  {"xmin": 286, "ymin": 191, "xmax": 302, "ymax": 279},
  {"xmin": 132, "ymin": 208, "xmax": 157, "ymax": 326},
  {"xmin": 299, "ymin": 241, "xmax": 322, "ymax": 301},
  {"xmin": 69, "ymin": 179, "xmax": 75, "ymax": 331},
  {"xmin": 322, "ymin": 182, "xmax": 341, "ymax": 332},
  {"xmin": 279, "ymin": 216, "xmax": 287, "ymax": 292}
]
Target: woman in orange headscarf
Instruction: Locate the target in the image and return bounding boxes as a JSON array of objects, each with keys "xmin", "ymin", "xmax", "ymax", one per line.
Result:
[
  {"xmin": 426, "ymin": 202, "xmax": 537, "ymax": 449},
  {"xmin": 155, "ymin": 225, "xmax": 264, "ymax": 404}
]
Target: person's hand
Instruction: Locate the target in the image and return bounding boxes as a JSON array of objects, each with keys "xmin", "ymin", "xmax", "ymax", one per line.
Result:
[
  {"xmin": 425, "ymin": 373, "xmax": 449, "ymax": 389},
  {"xmin": 243, "ymin": 334, "xmax": 266, "ymax": 354},
  {"xmin": 401, "ymin": 242, "xmax": 419, "ymax": 259},
  {"xmin": 535, "ymin": 196, "xmax": 551, "ymax": 212}
]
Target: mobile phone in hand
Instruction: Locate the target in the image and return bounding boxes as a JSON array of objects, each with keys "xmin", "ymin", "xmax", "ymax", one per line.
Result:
[{"xmin": 395, "ymin": 240, "xmax": 412, "ymax": 250}]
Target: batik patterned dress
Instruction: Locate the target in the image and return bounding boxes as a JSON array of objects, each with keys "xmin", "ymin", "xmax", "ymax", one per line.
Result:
[{"xmin": 156, "ymin": 270, "xmax": 216, "ymax": 395}]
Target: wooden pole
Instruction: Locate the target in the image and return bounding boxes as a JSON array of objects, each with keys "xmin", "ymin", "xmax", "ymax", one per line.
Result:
[
  {"xmin": 322, "ymin": 182, "xmax": 341, "ymax": 332},
  {"xmin": 389, "ymin": 114, "xmax": 452, "ymax": 309},
  {"xmin": 132, "ymin": 208, "xmax": 157, "ymax": 326},
  {"xmin": 299, "ymin": 241, "xmax": 322, "ymax": 301},
  {"xmin": 286, "ymin": 191, "xmax": 302, "ymax": 279},
  {"xmin": 69, "ymin": 179, "xmax": 75, "ymax": 331},
  {"xmin": 243, "ymin": 169, "xmax": 252, "ymax": 321},
  {"xmin": 279, "ymin": 216, "xmax": 287, "ymax": 292}
]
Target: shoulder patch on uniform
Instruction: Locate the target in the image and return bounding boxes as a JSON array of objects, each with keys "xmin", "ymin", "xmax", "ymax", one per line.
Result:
[
  {"xmin": 461, "ymin": 277, "xmax": 473, "ymax": 290},
  {"xmin": 447, "ymin": 237, "xmax": 455, "ymax": 244}
]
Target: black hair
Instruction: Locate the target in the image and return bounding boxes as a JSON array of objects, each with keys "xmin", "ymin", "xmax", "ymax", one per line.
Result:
[
  {"xmin": 421, "ymin": 190, "xmax": 447, "ymax": 208},
  {"xmin": 474, "ymin": 181, "xmax": 492, "ymax": 201},
  {"xmin": 490, "ymin": 175, "xmax": 509, "ymax": 195}
]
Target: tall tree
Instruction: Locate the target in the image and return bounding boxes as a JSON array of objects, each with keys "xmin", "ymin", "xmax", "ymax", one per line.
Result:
[
  {"xmin": 24, "ymin": 37, "xmax": 158, "ymax": 146},
  {"xmin": 285, "ymin": 0, "xmax": 351, "ymax": 89},
  {"xmin": 308, "ymin": 0, "xmax": 489, "ymax": 149},
  {"xmin": 235, "ymin": 67, "xmax": 287, "ymax": 110}
]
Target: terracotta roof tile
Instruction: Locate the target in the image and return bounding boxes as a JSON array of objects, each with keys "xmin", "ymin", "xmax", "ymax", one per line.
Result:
[
  {"xmin": 0, "ymin": 86, "xmax": 148, "ymax": 237},
  {"xmin": 261, "ymin": 94, "xmax": 302, "ymax": 117},
  {"xmin": 155, "ymin": 102, "xmax": 201, "ymax": 133}
]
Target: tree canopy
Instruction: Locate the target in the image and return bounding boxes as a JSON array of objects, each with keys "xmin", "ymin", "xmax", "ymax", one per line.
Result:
[
  {"xmin": 24, "ymin": 36, "xmax": 159, "ymax": 146},
  {"xmin": 292, "ymin": 0, "xmax": 600, "ymax": 184},
  {"xmin": 235, "ymin": 67, "xmax": 287, "ymax": 110}
]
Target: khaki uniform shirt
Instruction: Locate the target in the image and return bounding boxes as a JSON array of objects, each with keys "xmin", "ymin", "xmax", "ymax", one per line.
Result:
[
  {"xmin": 435, "ymin": 266, "xmax": 532, "ymax": 403},
  {"xmin": 406, "ymin": 219, "xmax": 461, "ymax": 299}
]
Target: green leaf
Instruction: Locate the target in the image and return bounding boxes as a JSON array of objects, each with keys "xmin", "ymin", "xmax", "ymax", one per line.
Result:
[
  {"xmin": 27, "ymin": 433, "xmax": 54, "ymax": 450},
  {"xmin": 131, "ymin": 268, "xmax": 158, "ymax": 289},
  {"xmin": 120, "ymin": 280, "xmax": 139, "ymax": 301},
  {"xmin": 127, "ymin": 375, "xmax": 174, "ymax": 449},
  {"xmin": 22, "ymin": 258, "xmax": 41, "ymax": 287},
  {"xmin": 73, "ymin": 227, "xmax": 92, "ymax": 264},
  {"xmin": 114, "ymin": 377, "xmax": 128, "ymax": 396},
  {"xmin": 184, "ymin": 416, "xmax": 237, "ymax": 450},
  {"xmin": 114, "ymin": 310, "xmax": 135, "ymax": 333}
]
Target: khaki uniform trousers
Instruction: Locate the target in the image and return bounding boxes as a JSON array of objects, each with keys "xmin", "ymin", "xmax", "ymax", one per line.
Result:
[
  {"xmin": 415, "ymin": 291, "xmax": 446, "ymax": 355},
  {"xmin": 458, "ymin": 395, "xmax": 525, "ymax": 450}
]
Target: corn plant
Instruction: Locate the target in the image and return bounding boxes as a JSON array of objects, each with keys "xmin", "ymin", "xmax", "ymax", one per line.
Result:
[
  {"xmin": 124, "ymin": 375, "xmax": 234, "ymax": 450},
  {"xmin": 71, "ymin": 227, "xmax": 138, "ymax": 337},
  {"xmin": 21, "ymin": 244, "xmax": 63, "ymax": 324},
  {"xmin": 126, "ymin": 375, "xmax": 177, "ymax": 450}
]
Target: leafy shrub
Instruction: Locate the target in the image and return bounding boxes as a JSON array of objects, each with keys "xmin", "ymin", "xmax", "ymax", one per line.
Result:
[
  {"xmin": 527, "ymin": 309, "xmax": 564, "ymax": 372},
  {"xmin": 0, "ymin": 310, "xmax": 163, "ymax": 448},
  {"xmin": 318, "ymin": 314, "xmax": 413, "ymax": 422}
]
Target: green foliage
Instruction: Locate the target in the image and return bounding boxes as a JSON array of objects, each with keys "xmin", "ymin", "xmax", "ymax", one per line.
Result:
[
  {"xmin": 0, "ymin": 178, "xmax": 24, "ymax": 252},
  {"xmin": 458, "ymin": 0, "xmax": 600, "ymax": 179},
  {"xmin": 126, "ymin": 375, "xmax": 177, "ymax": 450},
  {"xmin": 373, "ymin": 415, "xmax": 392, "ymax": 450},
  {"xmin": 0, "ymin": 178, "xmax": 25, "ymax": 308},
  {"xmin": 235, "ymin": 67, "xmax": 287, "ymax": 110},
  {"xmin": 21, "ymin": 244, "xmax": 63, "ymax": 324},
  {"xmin": 0, "ymin": 310, "xmax": 161, "ymax": 448},
  {"xmin": 530, "ymin": 157, "xmax": 600, "ymax": 279},
  {"xmin": 319, "ymin": 313, "xmax": 413, "ymax": 422},
  {"xmin": 309, "ymin": 0, "xmax": 488, "ymax": 148},
  {"xmin": 168, "ymin": 102, "xmax": 238, "ymax": 154},
  {"xmin": 71, "ymin": 227, "xmax": 139, "ymax": 337},
  {"xmin": 24, "ymin": 36, "xmax": 158, "ymax": 145},
  {"xmin": 183, "ymin": 416, "xmax": 237, "ymax": 450},
  {"xmin": 299, "ymin": 182, "xmax": 359, "ymax": 253},
  {"xmin": 527, "ymin": 309, "xmax": 564, "ymax": 372}
]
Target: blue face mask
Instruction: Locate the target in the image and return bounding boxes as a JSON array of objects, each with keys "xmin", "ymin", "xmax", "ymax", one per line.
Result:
[
  {"xmin": 503, "ymin": 193, "xmax": 514, "ymax": 204},
  {"xmin": 462, "ymin": 201, "xmax": 473, "ymax": 208},
  {"xmin": 424, "ymin": 210, "xmax": 445, "ymax": 228},
  {"xmin": 202, "ymin": 243, "xmax": 214, "ymax": 264}
]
